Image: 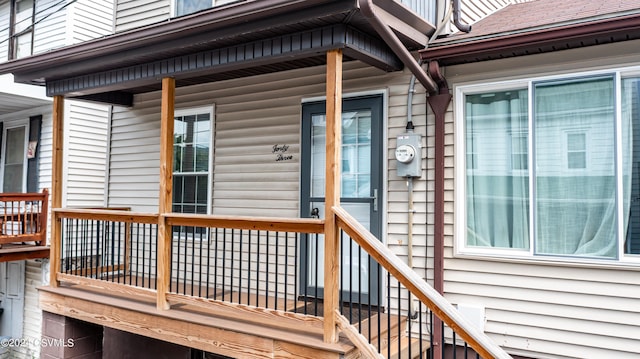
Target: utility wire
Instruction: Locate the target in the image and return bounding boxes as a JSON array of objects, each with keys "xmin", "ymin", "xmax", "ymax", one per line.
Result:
[{"xmin": 0, "ymin": 0, "xmax": 78, "ymax": 47}]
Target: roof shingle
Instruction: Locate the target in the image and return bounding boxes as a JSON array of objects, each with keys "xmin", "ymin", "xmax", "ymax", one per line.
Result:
[{"xmin": 441, "ymin": 0, "xmax": 640, "ymax": 43}]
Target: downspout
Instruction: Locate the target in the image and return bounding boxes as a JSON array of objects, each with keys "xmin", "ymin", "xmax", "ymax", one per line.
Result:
[
  {"xmin": 360, "ymin": 2, "xmax": 454, "ymax": 357},
  {"xmin": 452, "ymin": 0, "xmax": 472, "ymax": 33},
  {"xmin": 360, "ymin": 0, "xmax": 440, "ymax": 322},
  {"xmin": 427, "ymin": 59, "xmax": 453, "ymax": 359}
]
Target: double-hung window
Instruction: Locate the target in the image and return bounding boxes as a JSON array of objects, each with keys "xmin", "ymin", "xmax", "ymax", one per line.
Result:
[
  {"xmin": 173, "ymin": 107, "xmax": 213, "ymax": 218},
  {"xmin": 458, "ymin": 70, "xmax": 640, "ymax": 261},
  {"xmin": 10, "ymin": 0, "xmax": 34, "ymax": 59}
]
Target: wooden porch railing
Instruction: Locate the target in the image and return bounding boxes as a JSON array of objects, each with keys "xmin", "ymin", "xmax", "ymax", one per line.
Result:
[
  {"xmin": 51, "ymin": 207, "xmax": 510, "ymax": 358},
  {"xmin": 0, "ymin": 189, "xmax": 48, "ymax": 247},
  {"xmin": 333, "ymin": 206, "xmax": 512, "ymax": 359}
]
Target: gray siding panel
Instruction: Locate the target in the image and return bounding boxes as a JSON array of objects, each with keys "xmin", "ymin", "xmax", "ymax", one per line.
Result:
[
  {"xmin": 33, "ymin": 0, "xmax": 68, "ymax": 55},
  {"xmin": 115, "ymin": 0, "xmax": 170, "ymax": 33},
  {"xmin": 65, "ymin": 101, "xmax": 110, "ymax": 207},
  {"xmin": 71, "ymin": 0, "xmax": 114, "ymax": 44}
]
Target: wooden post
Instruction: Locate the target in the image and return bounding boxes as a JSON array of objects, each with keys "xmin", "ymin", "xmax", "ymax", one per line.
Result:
[
  {"xmin": 323, "ymin": 49, "xmax": 342, "ymax": 343},
  {"xmin": 50, "ymin": 96, "xmax": 64, "ymax": 287},
  {"xmin": 157, "ymin": 77, "xmax": 175, "ymax": 310}
]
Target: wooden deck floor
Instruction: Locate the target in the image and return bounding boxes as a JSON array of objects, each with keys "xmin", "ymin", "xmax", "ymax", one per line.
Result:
[
  {"xmin": 0, "ymin": 243, "xmax": 49, "ymax": 262},
  {"xmin": 38, "ymin": 283, "xmax": 360, "ymax": 359}
]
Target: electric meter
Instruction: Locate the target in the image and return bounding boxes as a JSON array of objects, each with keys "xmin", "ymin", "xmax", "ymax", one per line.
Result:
[
  {"xmin": 396, "ymin": 132, "xmax": 422, "ymax": 177},
  {"xmin": 395, "ymin": 144, "xmax": 416, "ymax": 163}
]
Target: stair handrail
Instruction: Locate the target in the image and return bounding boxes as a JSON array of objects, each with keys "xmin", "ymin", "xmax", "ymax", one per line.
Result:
[{"xmin": 332, "ymin": 206, "xmax": 512, "ymax": 359}]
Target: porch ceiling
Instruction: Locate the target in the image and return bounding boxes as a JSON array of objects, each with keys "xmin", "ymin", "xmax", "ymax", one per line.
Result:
[
  {"xmin": 0, "ymin": 92, "xmax": 51, "ymax": 115},
  {"xmin": 0, "ymin": 0, "xmax": 435, "ymax": 106}
]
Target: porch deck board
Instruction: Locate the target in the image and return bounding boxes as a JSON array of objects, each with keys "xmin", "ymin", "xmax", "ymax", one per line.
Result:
[
  {"xmin": 0, "ymin": 243, "xmax": 50, "ymax": 262},
  {"xmin": 98, "ymin": 273, "xmax": 298, "ymax": 311},
  {"xmin": 38, "ymin": 284, "xmax": 358, "ymax": 359}
]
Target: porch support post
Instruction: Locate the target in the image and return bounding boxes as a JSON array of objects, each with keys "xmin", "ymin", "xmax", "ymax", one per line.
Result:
[
  {"xmin": 50, "ymin": 95, "xmax": 64, "ymax": 288},
  {"xmin": 323, "ymin": 49, "xmax": 342, "ymax": 343},
  {"xmin": 157, "ymin": 77, "xmax": 175, "ymax": 310}
]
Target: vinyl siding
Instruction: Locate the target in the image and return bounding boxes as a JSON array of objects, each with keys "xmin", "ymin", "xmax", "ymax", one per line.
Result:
[
  {"xmin": 446, "ymin": 40, "xmax": 640, "ymax": 358},
  {"xmin": 0, "ymin": 0, "xmax": 9, "ymax": 61},
  {"xmin": 65, "ymin": 101, "xmax": 110, "ymax": 208},
  {"xmin": 33, "ymin": 0, "xmax": 68, "ymax": 55},
  {"xmin": 11, "ymin": 260, "xmax": 44, "ymax": 359},
  {"xmin": 115, "ymin": 0, "xmax": 170, "ymax": 33},
  {"xmin": 69, "ymin": 0, "xmax": 114, "ymax": 44}
]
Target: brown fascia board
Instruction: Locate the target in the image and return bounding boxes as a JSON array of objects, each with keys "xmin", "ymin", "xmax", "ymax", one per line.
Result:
[
  {"xmin": 420, "ymin": 12, "xmax": 640, "ymax": 65},
  {"xmin": 0, "ymin": 0, "xmax": 354, "ymax": 81}
]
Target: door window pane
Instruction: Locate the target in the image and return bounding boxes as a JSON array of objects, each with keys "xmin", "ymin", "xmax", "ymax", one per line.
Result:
[{"xmin": 310, "ymin": 110, "xmax": 372, "ymax": 198}]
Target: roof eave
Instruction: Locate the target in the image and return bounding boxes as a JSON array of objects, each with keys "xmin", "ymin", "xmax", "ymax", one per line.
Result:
[
  {"xmin": 420, "ymin": 12, "xmax": 640, "ymax": 65},
  {"xmin": 0, "ymin": 0, "xmax": 354, "ymax": 79}
]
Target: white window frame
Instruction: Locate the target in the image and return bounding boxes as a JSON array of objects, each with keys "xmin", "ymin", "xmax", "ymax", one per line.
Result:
[
  {"xmin": 0, "ymin": 120, "xmax": 29, "ymax": 193},
  {"xmin": 455, "ymin": 66, "xmax": 640, "ymax": 266},
  {"xmin": 171, "ymin": 0, "xmax": 237, "ymax": 17},
  {"xmin": 509, "ymin": 131, "xmax": 528, "ymax": 172},
  {"xmin": 172, "ymin": 105, "xmax": 215, "ymax": 216},
  {"xmin": 12, "ymin": 0, "xmax": 33, "ymax": 59},
  {"xmin": 564, "ymin": 130, "xmax": 589, "ymax": 170}
]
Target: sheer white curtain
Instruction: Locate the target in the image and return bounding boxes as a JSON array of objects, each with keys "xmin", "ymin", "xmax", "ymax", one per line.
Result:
[
  {"xmin": 534, "ymin": 77, "xmax": 618, "ymax": 258},
  {"xmin": 623, "ymin": 78, "xmax": 639, "ymax": 254},
  {"xmin": 466, "ymin": 90, "xmax": 529, "ymax": 249}
]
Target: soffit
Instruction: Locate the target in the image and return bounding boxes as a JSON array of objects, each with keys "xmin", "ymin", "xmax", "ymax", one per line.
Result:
[{"xmin": 0, "ymin": 0, "xmax": 434, "ymax": 105}]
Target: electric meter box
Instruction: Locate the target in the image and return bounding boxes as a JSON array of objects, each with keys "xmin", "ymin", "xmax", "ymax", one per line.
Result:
[{"xmin": 395, "ymin": 132, "xmax": 422, "ymax": 178}]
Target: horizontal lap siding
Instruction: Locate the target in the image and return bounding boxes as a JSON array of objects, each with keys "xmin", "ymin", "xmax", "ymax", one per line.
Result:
[
  {"xmin": 445, "ymin": 259, "xmax": 640, "ymax": 358},
  {"xmin": 71, "ymin": 0, "xmax": 114, "ymax": 44},
  {"xmin": 33, "ymin": 0, "xmax": 67, "ymax": 54},
  {"xmin": 109, "ymin": 99, "xmax": 161, "ymax": 212},
  {"xmin": 446, "ymin": 43, "xmax": 640, "ymax": 358},
  {"xmin": 115, "ymin": 0, "xmax": 169, "ymax": 33},
  {"xmin": 65, "ymin": 101, "xmax": 110, "ymax": 207}
]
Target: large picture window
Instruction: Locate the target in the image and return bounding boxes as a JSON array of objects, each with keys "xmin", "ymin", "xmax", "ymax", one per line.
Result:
[{"xmin": 460, "ymin": 72, "xmax": 640, "ymax": 261}]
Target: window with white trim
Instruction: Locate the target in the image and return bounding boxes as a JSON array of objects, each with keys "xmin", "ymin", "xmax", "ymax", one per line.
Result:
[
  {"xmin": 173, "ymin": 107, "xmax": 213, "ymax": 217},
  {"xmin": 173, "ymin": 0, "xmax": 237, "ymax": 17},
  {"xmin": 566, "ymin": 132, "xmax": 587, "ymax": 169},
  {"xmin": 10, "ymin": 0, "xmax": 34, "ymax": 59},
  {"xmin": 458, "ymin": 71, "xmax": 640, "ymax": 261}
]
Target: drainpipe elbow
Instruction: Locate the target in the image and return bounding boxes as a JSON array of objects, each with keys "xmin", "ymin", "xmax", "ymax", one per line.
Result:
[
  {"xmin": 452, "ymin": 0, "xmax": 472, "ymax": 33},
  {"xmin": 359, "ymin": 0, "xmax": 439, "ymax": 95}
]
